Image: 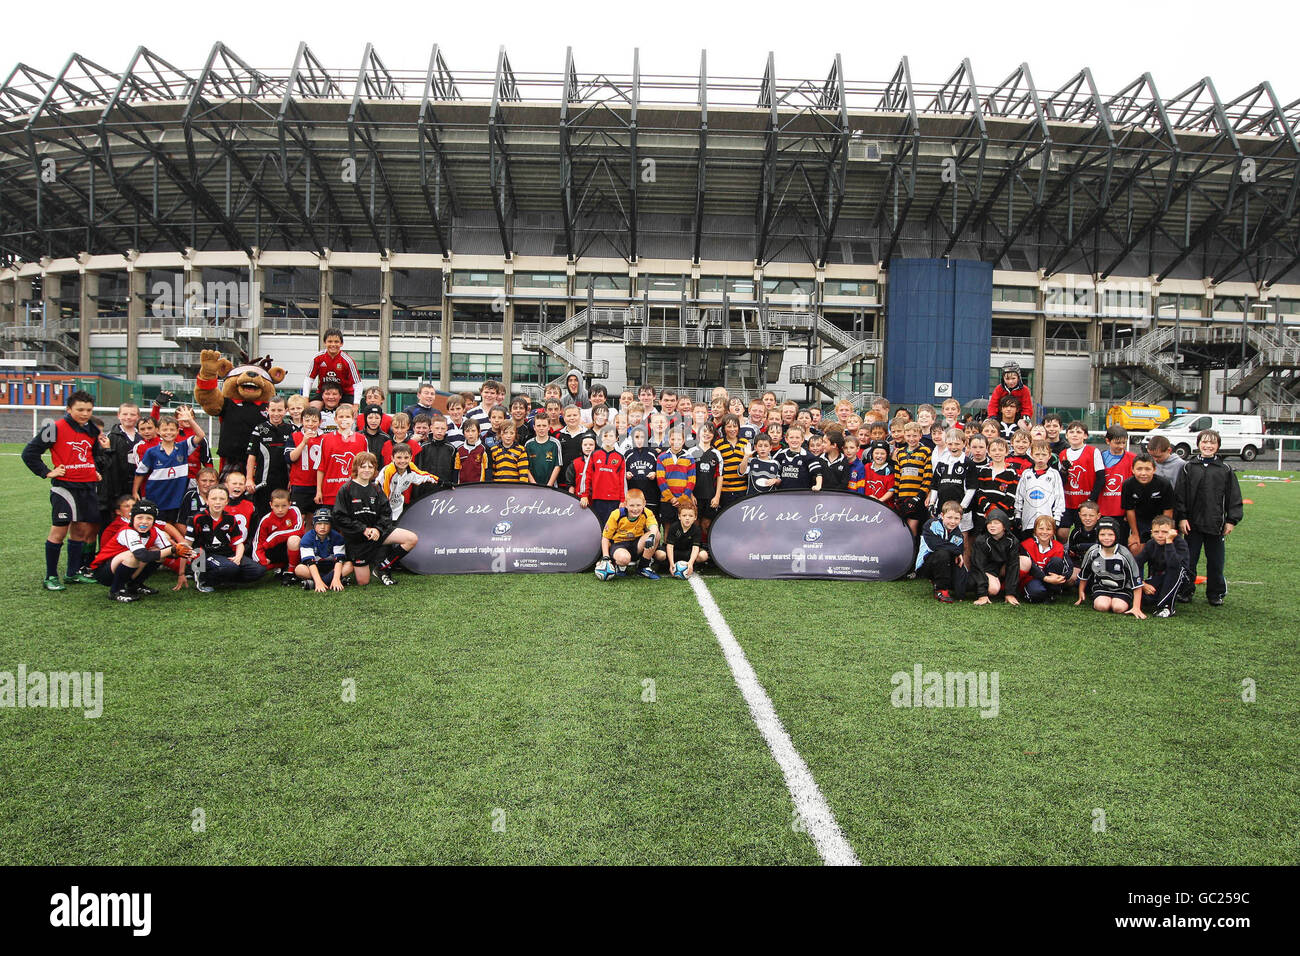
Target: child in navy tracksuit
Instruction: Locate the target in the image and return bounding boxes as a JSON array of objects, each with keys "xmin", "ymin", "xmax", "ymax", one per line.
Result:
[{"xmin": 1136, "ymin": 514, "xmax": 1191, "ymax": 617}]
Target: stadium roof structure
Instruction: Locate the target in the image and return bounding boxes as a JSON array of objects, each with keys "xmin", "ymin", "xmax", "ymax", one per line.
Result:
[{"xmin": 1, "ymin": 44, "xmax": 1298, "ymax": 284}]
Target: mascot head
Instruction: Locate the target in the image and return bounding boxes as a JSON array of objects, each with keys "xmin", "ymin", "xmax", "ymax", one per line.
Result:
[{"xmin": 218, "ymin": 355, "xmax": 286, "ymax": 404}]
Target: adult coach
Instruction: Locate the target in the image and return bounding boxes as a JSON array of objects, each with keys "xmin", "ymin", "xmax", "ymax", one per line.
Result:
[{"xmin": 22, "ymin": 390, "xmax": 102, "ymax": 590}]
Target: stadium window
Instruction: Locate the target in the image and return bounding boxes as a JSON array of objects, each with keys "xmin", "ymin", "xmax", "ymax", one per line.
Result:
[
  {"xmin": 826, "ymin": 279, "xmax": 878, "ymax": 297},
  {"xmin": 644, "ymin": 275, "xmax": 686, "ymax": 294},
  {"xmin": 514, "ymin": 273, "xmax": 568, "ymax": 291},
  {"xmin": 992, "ymin": 285, "xmax": 1036, "ymax": 304},
  {"xmin": 389, "ymin": 351, "xmax": 436, "ymax": 381},
  {"xmin": 89, "ymin": 348, "xmax": 127, "ymax": 376},
  {"xmin": 698, "ymin": 276, "xmax": 727, "ymax": 293},
  {"xmin": 728, "ymin": 278, "xmax": 757, "ymax": 297},
  {"xmin": 513, "ymin": 353, "xmax": 541, "ymax": 378},
  {"xmin": 451, "ymin": 353, "xmax": 504, "ymax": 378},
  {"xmin": 1213, "ymin": 295, "xmax": 1245, "ymax": 314},
  {"xmin": 1156, "ymin": 293, "xmax": 1204, "ymax": 316},
  {"xmin": 832, "ymin": 364, "xmax": 875, "ymax": 392},
  {"xmin": 1276, "ymin": 298, "xmax": 1300, "ymax": 316},
  {"xmin": 453, "ymin": 272, "xmax": 505, "ymax": 288},
  {"xmin": 352, "ymin": 351, "xmax": 380, "ymax": 378},
  {"xmin": 762, "ymin": 278, "xmax": 814, "ymax": 296},
  {"xmin": 578, "ymin": 273, "xmax": 630, "ymax": 292}
]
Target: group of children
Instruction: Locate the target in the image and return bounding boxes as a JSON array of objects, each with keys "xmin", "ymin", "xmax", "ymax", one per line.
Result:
[{"xmin": 23, "ymin": 350, "xmax": 1243, "ymax": 611}]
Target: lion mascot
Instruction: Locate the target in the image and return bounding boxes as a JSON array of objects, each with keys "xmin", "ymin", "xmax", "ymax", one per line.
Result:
[{"xmin": 193, "ymin": 350, "xmax": 287, "ymax": 473}]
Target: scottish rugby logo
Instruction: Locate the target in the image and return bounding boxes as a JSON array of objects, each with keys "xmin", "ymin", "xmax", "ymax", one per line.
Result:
[
  {"xmin": 804, "ymin": 528, "xmax": 823, "ymax": 543},
  {"xmin": 492, "ymin": 521, "xmax": 513, "ymax": 536}
]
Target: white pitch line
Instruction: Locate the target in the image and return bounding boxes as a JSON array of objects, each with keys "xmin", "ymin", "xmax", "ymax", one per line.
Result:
[{"xmin": 688, "ymin": 574, "xmax": 859, "ymax": 866}]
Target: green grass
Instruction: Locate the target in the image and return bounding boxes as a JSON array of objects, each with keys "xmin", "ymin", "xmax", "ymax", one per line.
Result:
[{"xmin": 0, "ymin": 444, "xmax": 1296, "ymax": 864}]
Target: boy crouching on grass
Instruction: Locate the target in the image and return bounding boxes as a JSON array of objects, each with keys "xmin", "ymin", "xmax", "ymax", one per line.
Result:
[
  {"xmin": 91, "ymin": 499, "xmax": 193, "ymax": 602},
  {"xmin": 601, "ymin": 488, "xmax": 660, "ymax": 579},
  {"xmin": 185, "ymin": 485, "xmax": 266, "ymax": 593},
  {"xmin": 654, "ymin": 496, "xmax": 708, "ymax": 577},
  {"xmin": 971, "ymin": 508, "xmax": 1021, "ymax": 607},
  {"xmin": 331, "ymin": 452, "xmax": 418, "ymax": 587},
  {"xmin": 915, "ymin": 501, "xmax": 967, "ymax": 602},
  {"xmin": 294, "ymin": 508, "xmax": 354, "ymax": 592},
  {"xmin": 1136, "ymin": 514, "xmax": 1190, "ymax": 618},
  {"xmin": 1075, "ymin": 517, "xmax": 1146, "ymax": 619}
]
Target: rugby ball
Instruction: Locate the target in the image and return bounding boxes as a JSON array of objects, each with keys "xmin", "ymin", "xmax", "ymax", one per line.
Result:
[
  {"xmin": 672, "ymin": 561, "xmax": 690, "ymax": 579},
  {"xmin": 594, "ymin": 559, "xmax": 617, "ymax": 581}
]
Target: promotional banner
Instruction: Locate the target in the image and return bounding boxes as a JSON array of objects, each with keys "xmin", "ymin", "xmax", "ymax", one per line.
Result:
[
  {"xmin": 397, "ymin": 485, "xmax": 603, "ymax": 574},
  {"xmin": 709, "ymin": 490, "xmax": 916, "ymax": 581}
]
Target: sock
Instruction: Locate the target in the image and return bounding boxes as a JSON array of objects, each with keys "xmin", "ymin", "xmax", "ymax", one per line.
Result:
[
  {"xmin": 288, "ymin": 547, "xmax": 301, "ymax": 569},
  {"xmin": 377, "ymin": 546, "xmax": 403, "ymax": 573},
  {"xmin": 110, "ymin": 563, "xmax": 133, "ymax": 594},
  {"xmin": 636, "ymin": 555, "xmax": 649, "ymax": 571},
  {"xmin": 66, "ymin": 540, "xmax": 84, "ymax": 576},
  {"xmin": 45, "ymin": 541, "xmax": 62, "ymax": 579}
]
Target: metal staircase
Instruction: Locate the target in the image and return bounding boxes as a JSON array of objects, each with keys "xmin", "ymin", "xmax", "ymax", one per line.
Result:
[
  {"xmin": 0, "ymin": 321, "xmax": 79, "ymax": 371},
  {"xmin": 1221, "ymin": 327, "xmax": 1300, "ymax": 396},
  {"xmin": 766, "ymin": 310, "xmax": 881, "ymax": 403},
  {"xmin": 519, "ymin": 307, "xmax": 616, "ymax": 379},
  {"xmin": 1094, "ymin": 325, "xmax": 1201, "ymax": 403}
]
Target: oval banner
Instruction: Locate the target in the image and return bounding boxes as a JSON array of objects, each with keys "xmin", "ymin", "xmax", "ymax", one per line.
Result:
[
  {"xmin": 709, "ymin": 490, "xmax": 915, "ymax": 581},
  {"xmin": 396, "ymin": 484, "xmax": 603, "ymax": 574}
]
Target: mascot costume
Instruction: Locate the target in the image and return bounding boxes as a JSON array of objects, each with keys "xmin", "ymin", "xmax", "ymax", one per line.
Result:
[{"xmin": 193, "ymin": 350, "xmax": 287, "ymax": 473}]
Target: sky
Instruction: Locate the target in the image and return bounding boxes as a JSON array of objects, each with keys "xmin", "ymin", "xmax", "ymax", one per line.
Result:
[{"xmin": 2, "ymin": 0, "xmax": 1297, "ymax": 106}]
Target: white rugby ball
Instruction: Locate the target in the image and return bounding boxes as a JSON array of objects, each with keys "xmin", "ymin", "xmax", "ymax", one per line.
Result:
[{"xmin": 672, "ymin": 561, "xmax": 690, "ymax": 579}]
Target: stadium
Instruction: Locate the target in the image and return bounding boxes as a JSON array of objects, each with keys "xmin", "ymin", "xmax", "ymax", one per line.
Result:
[
  {"xmin": 1, "ymin": 44, "xmax": 1299, "ymax": 421},
  {"xmin": 0, "ymin": 41, "xmax": 1297, "ymax": 879}
]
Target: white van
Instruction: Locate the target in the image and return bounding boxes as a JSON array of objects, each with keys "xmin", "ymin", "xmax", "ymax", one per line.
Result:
[{"xmin": 1139, "ymin": 413, "xmax": 1269, "ymax": 461}]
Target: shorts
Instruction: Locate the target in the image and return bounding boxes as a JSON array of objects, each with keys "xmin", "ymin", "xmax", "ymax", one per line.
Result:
[
  {"xmin": 346, "ymin": 535, "xmax": 384, "ymax": 567},
  {"xmin": 897, "ymin": 497, "xmax": 929, "ymax": 522},
  {"xmin": 1061, "ymin": 507, "xmax": 1078, "ymax": 531},
  {"xmin": 1087, "ymin": 586, "xmax": 1132, "ymax": 603},
  {"xmin": 291, "ymin": 486, "xmax": 318, "ymax": 516},
  {"xmin": 50, "ymin": 483, "xmax": 101, "ymax": 526},
  {"xmin": 262, "ymin": 542, "xmax": 289, "ymax": 569},
  {"xmin": 157, "ymin": 508, "xmax": 180, "ymax": 526},
  {"xmin": 609, "ymin": 542, "xmax": 638, "ymax": 563}
]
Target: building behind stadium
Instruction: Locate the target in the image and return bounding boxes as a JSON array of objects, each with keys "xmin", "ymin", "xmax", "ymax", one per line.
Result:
[{"xmin": 2, "ymin": 45, "xmax": 1298, "ymax": 423}]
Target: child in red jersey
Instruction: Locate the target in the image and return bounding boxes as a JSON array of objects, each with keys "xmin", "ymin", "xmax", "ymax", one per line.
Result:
[
  {"xmin": 1058, "ymin": 420, "xmax": 1105, "ymax": 542},
  {"xmin": 316, "ymin": 405, "xmax": 368, "ymax": 506},
  {"xmin": 288, "ymin": 407, "xmax": 324, "ymax": 516},
  {"xmin": 220, "ymin": 469, "xmax": 256, "ymax": 548},
  {"xmin": 454, "ymin": 419, "xmax": 486, "ymax": 484},
  {"xmin": 862, "ymin": 440, "xmax": 896, "ymax": 507},
  {"xmin": 1018, "ymin": 515, "xmax": 1071, "ymax": 603},
  {"xmin": 305, "ymin": 328, "xmax": 361, "ymax": 406},
  {"xmin": 381, "ymin": 412, "xmax": 416, "ymax": 464},
  {"xmin": 1098, "ymin": 424, "xmax": 1135, "ymax": 518},
  {"xmin": 581, "ymin": 427, "xmax": 627, "ymax": 529},
  {"xmin": 252, "ymin": 488, "xmax": 305, "ymax": 581}
]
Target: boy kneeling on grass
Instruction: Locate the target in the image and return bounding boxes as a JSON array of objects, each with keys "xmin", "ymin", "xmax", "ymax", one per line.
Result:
[
  {"xmin": 971, "ymin": 508, "xmax": 1021, "ymax": 607},
  {"xmin": 294, "ymin": 508, "xmax": 354, "ymax": 593},
  {"xmin": 332, "ymin": 452, "xmax": 418, "ymax": 587},
  {"xmin": 1136, "ymin": 514, "xmax": 1190, "ymax": 618},
  {"xmin": 601, "ymin": 488, "xmax": 660, "ymax": 579},
  {"xmin": 91, "ymin": 499, "xmax": 192, "ymax": 602},
  {"xmin": 1075, "ymin": 517, "xmax": 1146, "ymax": 619},
  {"xmin": 915, "ymin": 500, "xmax": 968, "ymax": 603},
  {"xmin": 654, "ymin": 496, "xmax": 708, "ymax": 577}
]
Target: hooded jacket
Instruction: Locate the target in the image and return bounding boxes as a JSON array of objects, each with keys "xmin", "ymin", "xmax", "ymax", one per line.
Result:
[
  {"xmin": 562, "ymin": 368, "xmax": 589, "ymax": 409},
  {"xmin": 1174, "ymin": 455, "xmax": 1244, "ymax": 535}
]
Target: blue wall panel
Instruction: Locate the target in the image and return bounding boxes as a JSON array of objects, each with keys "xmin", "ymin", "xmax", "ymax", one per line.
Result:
[{"xmin": 884, "ymin": 258, "xmax": 992, "ymax": 407}]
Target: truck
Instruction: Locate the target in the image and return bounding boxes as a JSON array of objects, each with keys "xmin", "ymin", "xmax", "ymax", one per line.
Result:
[{"xmin": 1138, "ymin": 413, "xmax": 1270, "ymax": 461}]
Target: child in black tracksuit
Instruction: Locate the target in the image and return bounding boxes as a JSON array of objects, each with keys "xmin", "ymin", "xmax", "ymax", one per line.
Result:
[
  {"xmin": 972, "ymin": 508, "xmax": 1021, "ymax": 606},
  {"xmin": 1173, "ymin": 430, "xmax": 1244, "ymax": 606},
  {"xmin": 1136, "ymin": 514, "xmax": 1191, "ymax": 618},
  {"xmin": 331, "ymin": 452, "xmax": 419, "ymax": 587}
]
